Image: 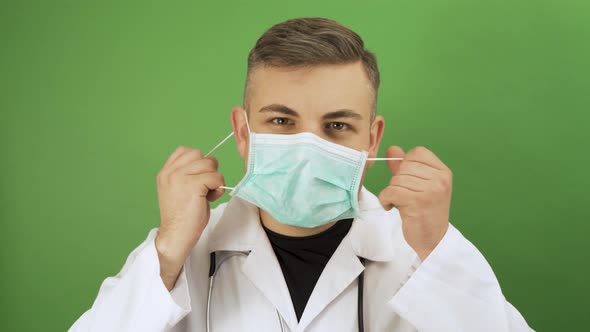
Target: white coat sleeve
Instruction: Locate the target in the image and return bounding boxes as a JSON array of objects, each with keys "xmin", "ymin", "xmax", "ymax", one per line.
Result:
[
  {"xmin": 388, "ymin": 224, "xmax": 535, "ymax": 332},
  {"xmin": 68, "ymin": 228, "xmax": 191, "ymax": 332}
]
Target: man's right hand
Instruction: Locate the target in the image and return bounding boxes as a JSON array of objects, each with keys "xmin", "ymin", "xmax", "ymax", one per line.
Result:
[{"xmin": 154, "ymin": 146, "xmax": 226, "ymax": 290}]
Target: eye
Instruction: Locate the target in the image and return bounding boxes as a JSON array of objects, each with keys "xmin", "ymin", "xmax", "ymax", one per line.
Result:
[
  {"xmin": 271, "ymin": 118, "xmax": 293, "ymax": 126},
  {"xmin": 326, "ymin": 122, "xmax": 349, "ymax": 131}
]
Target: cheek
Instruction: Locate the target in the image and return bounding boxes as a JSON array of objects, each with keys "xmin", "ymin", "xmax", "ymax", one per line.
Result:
[
  {"xmin": 345, "ymin": 132, "xmax": 372, "ymax": 152},
  {"xmin": 237, "ymin": 136, "xmax": 250, "ymax": 169},
  {"xmin": 357, "ymin": 167, "xmax": 369, "ymax": 192},
  {"xmin": 242, "ymin": 158, "xmax": 248, "ymax": 173},
  {"xmin": 242, "ymin": 145, "xmax": 250, "ymax": 166}
]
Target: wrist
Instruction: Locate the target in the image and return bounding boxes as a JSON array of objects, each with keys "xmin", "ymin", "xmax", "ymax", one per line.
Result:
[
  {"xmin": 155, "ymin": 235, "xmax": 186, "ymax": 290},
  {"xmin": 415, "ymin": 223, "xmax": 450, "ymax": 261}
]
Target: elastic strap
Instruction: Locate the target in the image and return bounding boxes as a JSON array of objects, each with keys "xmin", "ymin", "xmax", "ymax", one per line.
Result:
[
  {"xmin": 366, "ymin": 157, "xmax": 404, "ymax": 161},
  {"xmin": 205, "ymin": 131, "xmax": 234, "ymax": 157},
  {"xmin": 205, "ymin": 111, "xmax": 250, "ymax": 157},
  {"xmin": 243, "ymin": 109, "xmax": 251, "ymax": 134}
]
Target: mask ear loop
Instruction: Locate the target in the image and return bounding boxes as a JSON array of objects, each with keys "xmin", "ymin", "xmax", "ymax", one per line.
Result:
[
  {"xmin": 243, "ymin": 109, "xmax": 251, "ymax": 134},
  {"xmin": 204, "ymin": 132, "xmax": 235, "ymax": 191},
  {"xmin": 205, "ymin": 132, "xmax": 234, "ymax": 158},
  {"xmin": 204, "ymin": 110, "xmax": 251, "ymax": 192},
  {"xmin": 366, "ymin": 157, "xmax": 404, "ymax": 161}
]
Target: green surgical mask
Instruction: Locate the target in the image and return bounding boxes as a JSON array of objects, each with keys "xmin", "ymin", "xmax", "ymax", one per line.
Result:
[{"xmin": 207, "ymin": 111, "xmax": 402, "ymax": 228}]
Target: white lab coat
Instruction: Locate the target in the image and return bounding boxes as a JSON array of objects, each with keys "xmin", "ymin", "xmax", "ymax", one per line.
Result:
[{"xmin": 69, "ymin": 186, "xmax": 534, "ymax": 332}]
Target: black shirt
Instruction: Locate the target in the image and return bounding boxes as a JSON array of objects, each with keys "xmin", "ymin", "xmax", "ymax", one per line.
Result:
[{"xmin": 262, "ymin": 218, "xmax": 354, "ymax": 321}]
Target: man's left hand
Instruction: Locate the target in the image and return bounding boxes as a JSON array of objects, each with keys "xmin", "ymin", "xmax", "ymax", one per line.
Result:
[{"xmin": 378, "ymin": 146, "xmax": 453, "ymax": 261}]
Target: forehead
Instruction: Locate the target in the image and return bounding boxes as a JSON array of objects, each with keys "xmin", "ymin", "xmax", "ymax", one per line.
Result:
[{"xmin": 247, "ymin": 61, "xmax": 374, "ymax": 117}]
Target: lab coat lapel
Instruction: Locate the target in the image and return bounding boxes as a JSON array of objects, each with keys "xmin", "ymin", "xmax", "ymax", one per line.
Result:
[
  {"xmin": 297, "ymin": 235, "xmax": 365, "ymax": 331},
  {"xmin": 348, "ymin": 186, "xmax": 399, "ymax": 262},
  {"xmin": 241, "ymin": 234, "xmax": 299, "ymax": 330},
  {"xmin": 207, "ymin": 197, "xmax": 299, "ymax": 331},
  {"xmin": 297, "ymin": 186, "xmax": 399, "ymax": 330},
  {"xmin": 207, "ymin": 187, "xmax": 401, "ymax": 331}
]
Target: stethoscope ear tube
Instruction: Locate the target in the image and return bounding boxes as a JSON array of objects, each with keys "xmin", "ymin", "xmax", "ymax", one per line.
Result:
[
  {"xmin": 358, "ymin": 257, "xmax": 366, "ymax": 332},
  {"xmin": 209, "ymin": 252, "xmax": 216, "ymax": 277}
]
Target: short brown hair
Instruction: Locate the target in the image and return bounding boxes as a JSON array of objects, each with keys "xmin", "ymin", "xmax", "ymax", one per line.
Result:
[{"xmin": 244, "ymin": 17, "xmax": 380, "ymax": 121}]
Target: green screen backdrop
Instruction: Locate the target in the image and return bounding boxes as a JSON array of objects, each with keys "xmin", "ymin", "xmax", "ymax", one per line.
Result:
[{"xmin": 1, "ymin": 1, "xmax": 588, "ymax": 331}]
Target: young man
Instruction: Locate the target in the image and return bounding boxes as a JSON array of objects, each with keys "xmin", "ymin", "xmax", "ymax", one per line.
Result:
[{"xmin": 70, "ymin": 17, "xmax": 534, "ymax": 331}]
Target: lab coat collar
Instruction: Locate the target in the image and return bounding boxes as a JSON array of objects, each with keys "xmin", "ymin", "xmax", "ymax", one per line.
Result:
[
  {"xmin": 206, "ymin": 186, "xmax": 400, "ymax": 331},
  {"xmin": 349, "ymin": 185, "xmax": 398, "ymax": 262},
  {"xmin": 207, "ymin": 186, "xmax": 398, "ymax": 262},
  {"xmin": 207, "ymin": 192, "xmax": 300, "ymax": 329}
]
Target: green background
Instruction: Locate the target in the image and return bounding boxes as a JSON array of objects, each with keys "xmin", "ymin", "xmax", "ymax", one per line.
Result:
[{"xmin": 1, "ymin": 1, "xmax": 588, "ymax": 331}]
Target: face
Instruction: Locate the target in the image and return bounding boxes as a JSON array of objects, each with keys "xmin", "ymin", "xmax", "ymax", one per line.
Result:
[{"xmin": 231, "ymin": 61, "xmax": 385, "ymax": 185}]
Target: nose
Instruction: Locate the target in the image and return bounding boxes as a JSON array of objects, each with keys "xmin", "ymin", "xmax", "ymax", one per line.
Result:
[
  {"xmin": 299, "ymin": 121, "xmax": 321, "ymax": 134},
  {"xmin": 297, "ymin": 120, "xmax": 332, "ymax": 141}
]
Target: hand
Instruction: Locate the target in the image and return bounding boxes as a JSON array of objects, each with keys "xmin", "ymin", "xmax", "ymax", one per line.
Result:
[
  {"xmin": 155, "ymin": 146, "xmax": 226, "ymax": 290},
  {"xmin": 378, "ymin": 146, "xmax": 452, "ymax": 261}
]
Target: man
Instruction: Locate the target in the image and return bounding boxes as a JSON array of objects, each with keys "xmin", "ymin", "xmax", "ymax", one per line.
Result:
[{"xmin": 69, "ymin": 17, "xmax": 534, "ymax": 331}]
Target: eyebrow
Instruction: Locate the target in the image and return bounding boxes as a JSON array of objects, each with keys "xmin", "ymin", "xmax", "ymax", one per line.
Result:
[
  {"xmin": 322, "ymin": 110, "xmax": 363, "ymax": 121},
  {"xmin": 258, "ymin": 103, "xmax": 362, "ymax": 120},
  {"xmin": 259, "ymin": 104, "xmax": 299, "ymax": 117}
]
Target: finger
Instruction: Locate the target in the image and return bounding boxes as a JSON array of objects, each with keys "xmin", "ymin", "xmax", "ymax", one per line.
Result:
[
  {"xmin": 181, "ymin": 157, "xmax": 219, "ymax": 175},
  {"xmin": 397, "ymin": 161, "xmax": 439, "ymax": 180},
  {"xmin": 168, "ymin": 149, "xmax": 205, "ymax": 170},
  {"xmin": 159, "ymin": 148, "xmax": 203, "ymax": 182},
  {"xmin": 162, "ymin": 145, "xmax": 190, "ymax": 169},
  {"xmin": 206, "ymin": 187, "xmax": 225, "ymax": 202},
  {"xmin": 390, "ymin": 174, "xmax": 427, "ymax": 192},
  {"xmin": 194, "ymin": 172, "xmax": 225, "ymax": 197},
  {"xmin": 405, "ymin": 146, "xmax": 447, "ymax": 171},
  {"xmin": 378, "ymin": 185, "xmax": 416, "ymax": 210},
  {"xmin": 386, "ymin": 146, "xmax": 405, "ymax": 175}
]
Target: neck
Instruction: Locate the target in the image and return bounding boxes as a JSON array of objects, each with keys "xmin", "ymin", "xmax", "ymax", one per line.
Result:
[{"xmin": 259, "ymin": 209, "xmax": 337, "ymax": 237}]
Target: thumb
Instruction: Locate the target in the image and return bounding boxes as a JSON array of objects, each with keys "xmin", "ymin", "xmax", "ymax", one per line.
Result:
[{"xmin": 386, "ymin": 146, "xmax": 405, "ymax": 175}]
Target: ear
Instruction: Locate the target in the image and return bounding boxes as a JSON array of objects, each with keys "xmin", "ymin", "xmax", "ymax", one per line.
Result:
[
  {"xmin": 366, "ymin": 115, "xmax": 385, "ymax": 167},
  {"xmin": 230, "ymin": 106, "xmax": 249, "ymax": 159}
]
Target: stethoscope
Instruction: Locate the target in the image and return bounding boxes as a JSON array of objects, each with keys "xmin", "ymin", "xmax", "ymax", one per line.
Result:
[{"xmin": 207, "ymin": 251, "xmax": 366, "ymax": 332}]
